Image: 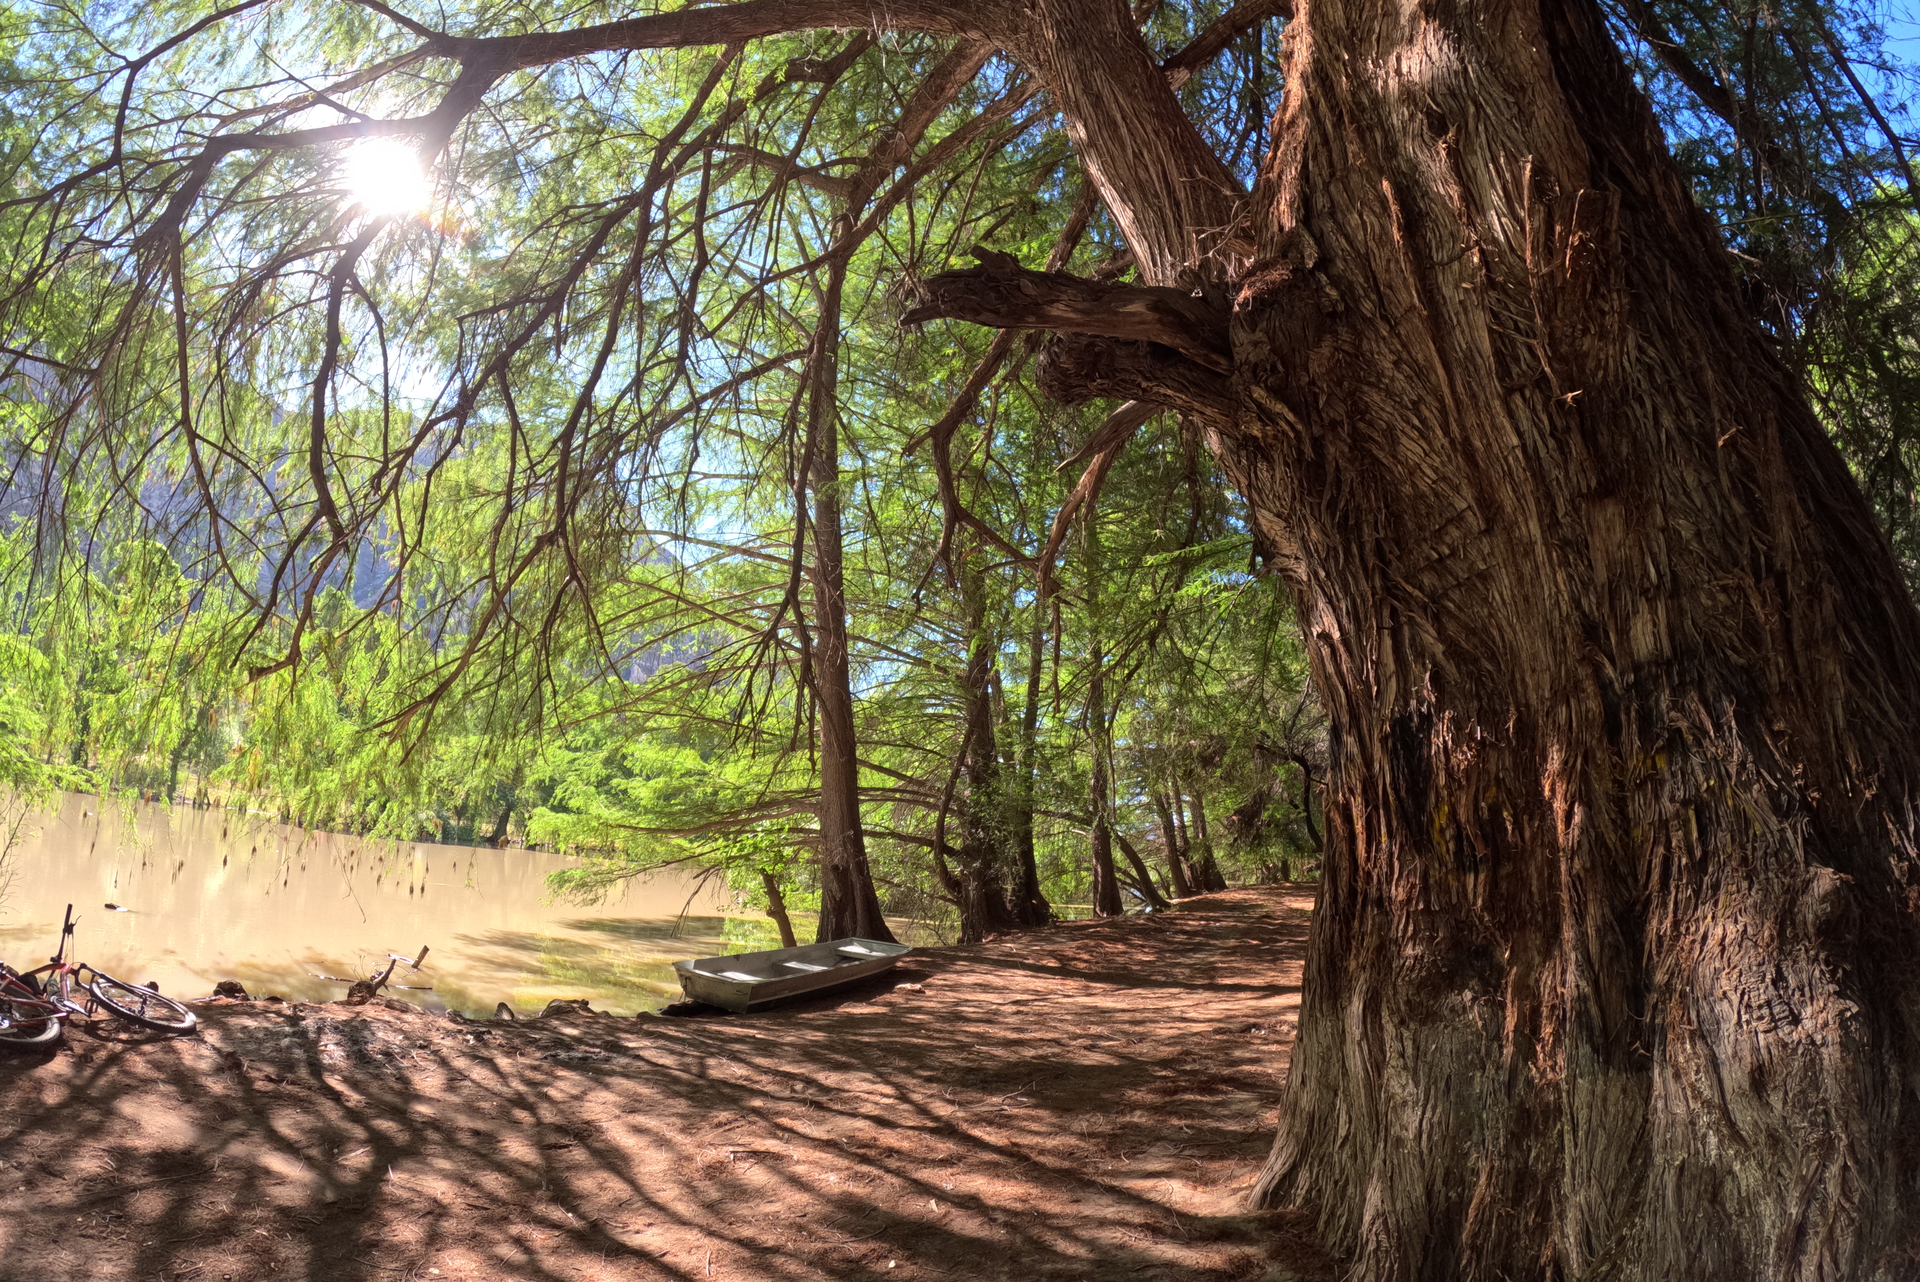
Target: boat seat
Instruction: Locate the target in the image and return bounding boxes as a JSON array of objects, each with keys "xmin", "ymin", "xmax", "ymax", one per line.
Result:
[
  {"xmin": 836, "ymin": 945, "xmax": 884, "ymax": 958},
  {"xmin": 715, "ymin": 970, "xmax": 763, "ymax": 983},
  {"xmin": 780, "ymin": 961, "xmax": 829, "ymax": 972}
]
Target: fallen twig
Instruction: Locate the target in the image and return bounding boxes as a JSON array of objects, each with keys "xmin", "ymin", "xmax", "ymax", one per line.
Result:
[{"xmin": 72, "ymin": 1167, "xmax": 214, "ymax": 1206}]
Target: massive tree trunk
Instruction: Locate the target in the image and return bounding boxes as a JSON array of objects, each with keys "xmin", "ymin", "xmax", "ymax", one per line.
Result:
[
  {"xmin": 1224, "ymin": 0, "xmax": 1920, "ymax": 1275},
  {"xmin": 910, "ymin": 0, "xmax": 1920, "ymax": 1274},
  {"xmin": 57, "ymin": 0, "xmax": 1920, "ymax": 1267}
]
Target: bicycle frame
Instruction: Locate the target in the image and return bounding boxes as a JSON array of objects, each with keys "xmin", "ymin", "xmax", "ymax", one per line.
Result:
[
  {"xmin": 21, "ymin": 905, "xmax": 97, "ymax": 1017},
  {"xmin": 0, "ymin": 965, "xmax": 67, "ymax": 1025}
]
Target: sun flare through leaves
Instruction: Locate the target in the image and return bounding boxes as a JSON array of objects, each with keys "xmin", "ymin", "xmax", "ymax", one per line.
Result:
[{"xmin": 337, "ymin": 138, "xmax": 432, "ymax": 218}]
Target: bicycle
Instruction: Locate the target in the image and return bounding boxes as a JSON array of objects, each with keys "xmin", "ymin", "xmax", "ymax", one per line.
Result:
[{"xmin": 7, "ymin": 904, "xmax": 198, "ymax": 1038}]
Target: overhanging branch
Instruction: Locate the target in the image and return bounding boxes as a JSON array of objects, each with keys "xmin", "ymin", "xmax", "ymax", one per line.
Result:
[{"xmin": 432, "ymin": 0, "xmax": 995, "ymax": 70}]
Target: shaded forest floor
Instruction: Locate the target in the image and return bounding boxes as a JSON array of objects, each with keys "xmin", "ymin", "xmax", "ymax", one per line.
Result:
[{"xmin": 0, "ymin": 887, "xmax": 1336, "ymax": 1281}]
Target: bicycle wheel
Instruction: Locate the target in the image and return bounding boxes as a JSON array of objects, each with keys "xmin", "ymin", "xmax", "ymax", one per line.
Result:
[
  {"xmin": 87, "ymin": 973, "xmax": 197, "ymax": 1034},
  {"xmin": 0, "ymin": 993, "xmax": 62, "ymax": 1049}
]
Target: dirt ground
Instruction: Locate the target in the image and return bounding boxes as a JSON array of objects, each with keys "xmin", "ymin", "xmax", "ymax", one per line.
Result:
[{"xmin": 0, "ymin": 887, "xmax": 1336, "ymax": 1282}]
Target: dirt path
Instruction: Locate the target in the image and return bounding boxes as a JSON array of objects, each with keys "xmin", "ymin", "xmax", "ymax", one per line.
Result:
[{"xmin": 0, "ymin": 888, "xmax": 1334, "ymax": 1282}]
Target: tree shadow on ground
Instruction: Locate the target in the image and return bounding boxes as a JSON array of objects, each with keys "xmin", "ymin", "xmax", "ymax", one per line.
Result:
[{"xmin": 0, "ymin": 888, "xmax": 1335, "ymax": 1282}]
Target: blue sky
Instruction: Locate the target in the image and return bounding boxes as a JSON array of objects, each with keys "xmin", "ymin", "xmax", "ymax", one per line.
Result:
[{"xmin": 1884, "ymin": 4, "xmax": 1920, "ymax": 65}]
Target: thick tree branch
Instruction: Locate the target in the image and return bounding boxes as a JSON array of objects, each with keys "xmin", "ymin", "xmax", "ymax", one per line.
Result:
[
  {"xmin": 1001, "ymin": 0, "xmax": 1242, "ymax": 283},
  {"xmin": 1035, "ymin": 333, "xmax": 1234, "ymax": 422},
  {"xmin": 902, "ymin": 248, "xmax": 1232, "ymax": 373},
  {"xmin": 710, "ymin": 143, "xmax": 852, "ymax": 197},
  {"xmin": 430, "ymin": 0, "xmax": 996, "ymax": 70},
  {"xmin": 1162, "ymin": 0, "xmax": 1289, "ymax": 87}
]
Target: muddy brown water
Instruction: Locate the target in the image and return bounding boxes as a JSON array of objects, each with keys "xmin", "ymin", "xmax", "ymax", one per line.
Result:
[{"xmin": 0, "ymin": 793, "xmax": 775, "ymax": 1015}]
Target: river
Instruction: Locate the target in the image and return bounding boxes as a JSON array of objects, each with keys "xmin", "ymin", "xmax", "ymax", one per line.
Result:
[{"xmin": 0, "ymin": 793, "xmax": 776, "ymax": 1015}]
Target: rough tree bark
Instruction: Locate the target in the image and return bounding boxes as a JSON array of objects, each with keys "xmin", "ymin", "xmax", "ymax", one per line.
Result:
[
  {"xmin": 1225, "ymin": 0, "xmax": 1920, "ymax": 1271},
  {"xmin": 907, "ymin": 0, "xmax": 1920, "ymax": 1275}
]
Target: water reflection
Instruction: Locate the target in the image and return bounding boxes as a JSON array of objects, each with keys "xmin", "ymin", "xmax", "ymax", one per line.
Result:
[{"xmin": 0, "ymin": 794, "xmax": 783, "ymax": 1015}]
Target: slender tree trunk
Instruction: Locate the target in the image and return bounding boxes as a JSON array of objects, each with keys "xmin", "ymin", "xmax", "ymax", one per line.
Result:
[
  {"xmin": 1290, "ymin": 753, "xmax": 1322, "ymax": 854},
  {"xmin": 1172, "ymin": 785, "xmax": 1210, "ymax": 893},
  {"xmin": 1188, "ymin": 788, "xmax": 1227, "ymax": 892},
  {"xmin": 1085, "ymin": 671, "xmax": 1123, "ymax": 917},
  {"xmin": 1084, "ymin": 509, "xmax": 1124, "ymax": 919},
  {"xmin": 760, "ymin": 870, "xmax": 798, "ymax": 950},
  {"xmin": 953, "ymin": 554, "xmax": 1021, "ymax": 942},
  {"xmin": 1114, "ymin": 831, "xmax": 1171, "ymax": 910},
  {"xmin": 484, "ymin": 800, "xmax": 512, "ymax": 848},
  {"xmin": 806, "ymin": 260, "xmax": 893, "ymax": 945},
  {"xmin": 1009, "ymin": 609, "xmax": 1053, "ymax": 926},
  {"xmin": 1086, "ymin": 798, "xmax": 1122, "ymax": 917},
  {"xmin": 1152, "ymin": 788, "xmax": 1195, "ymax": 898},
  {"xmin": 802, "ymin": 46, "xmax": 997, "ymax": 945}
]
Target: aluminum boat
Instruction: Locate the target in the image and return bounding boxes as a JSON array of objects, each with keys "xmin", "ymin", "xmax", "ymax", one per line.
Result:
[{"xmin": 672, "ymin": 937, "xmax": 911, "ymax": 1012}]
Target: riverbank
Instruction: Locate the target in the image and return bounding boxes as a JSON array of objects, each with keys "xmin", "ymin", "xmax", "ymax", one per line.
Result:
[
  {"xmin": 0, "ymin": 887, "xmax": 1334, "ymax": 1281},
  {"xmin": 0, "ymin": 793, "xmax": 766, "ymax": 1015}
]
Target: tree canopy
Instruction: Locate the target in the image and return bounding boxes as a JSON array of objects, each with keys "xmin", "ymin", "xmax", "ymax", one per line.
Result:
[
  {"xmin": 0, "ymin": 1, "xmax": 1327, "ymax": 936},
  {"xmin": 0, "ymin": 0, "xmax": 1915, "ymax": 931}
]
